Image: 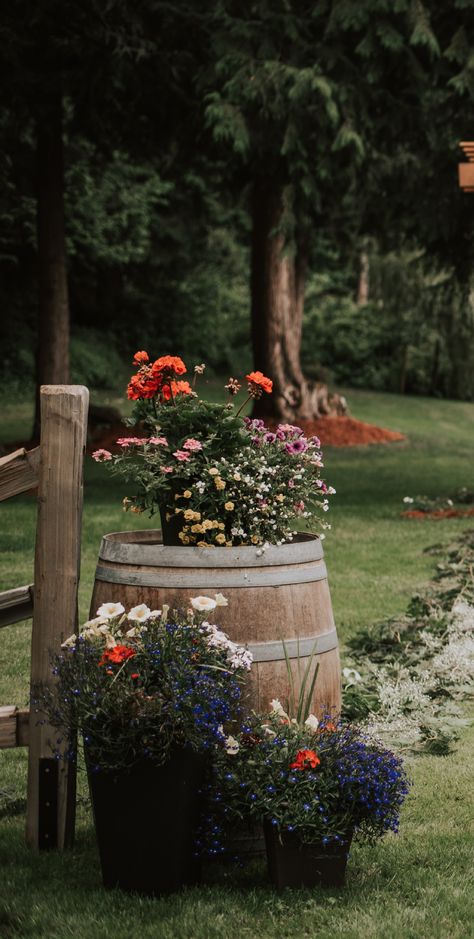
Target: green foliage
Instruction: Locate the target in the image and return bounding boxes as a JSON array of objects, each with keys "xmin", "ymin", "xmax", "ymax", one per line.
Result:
[
  {"xmin": 70, "ymin": 328, "xmax": 125, "ymax": 389},
  {"xmin": 302, "ymin": 246, "xmax": 474, "ymax": 399},
  {"xmin": 66, "ymin": 142, "xmax": 171, "ymax": 265}
]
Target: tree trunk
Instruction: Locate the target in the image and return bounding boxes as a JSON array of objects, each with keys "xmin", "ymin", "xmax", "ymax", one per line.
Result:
[
  {"xmin": 250, "ymin": 180, "xmax": 346, "ymax": 421},
  {"xmin": 357, "ymin": 251, "xmax": 370, "ymax": 305},
  {"xmin": 32, "ymin": 85, "xmax": 70, "ymax": 439}
]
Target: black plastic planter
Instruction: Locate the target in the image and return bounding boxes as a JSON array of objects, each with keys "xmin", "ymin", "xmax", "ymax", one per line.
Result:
[
  {"xmin": 87, "ymin": 748, "xmax": 207, "ymax": 896},
  {"xmin": 264, "ymin": 820, "xmax": 352, "ymax": 889}
]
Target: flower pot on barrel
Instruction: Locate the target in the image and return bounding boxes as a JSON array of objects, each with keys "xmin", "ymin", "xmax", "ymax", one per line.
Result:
[
  {"xmin": 44, "ymin": 604, "xmax": 249, "ymax": 895},
  {"xmin": 91, "ymin": 352, "xmax": 341, "ymax": 719}
]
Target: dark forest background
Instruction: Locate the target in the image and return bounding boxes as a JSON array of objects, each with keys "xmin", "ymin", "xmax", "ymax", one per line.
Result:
[{"xmin": 2, "ymin": 1, "xmax": 474, "ymax": 426}]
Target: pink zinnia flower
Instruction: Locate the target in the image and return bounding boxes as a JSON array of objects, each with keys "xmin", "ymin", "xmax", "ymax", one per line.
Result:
[
  {"xmin": 173, "ymin": 450, "xmax": 191, "ymax": 461},
  {"xmin": 149, "ymin": 436, "xmax": 168, "ymax": 446},
  {"xmin": 160, "ymin": 466, "xmax": 174, "ymax": 473},
  {"xmin": 182, "ymin": 438, "xmax": 202, "ymax": 451},
  {"xmin": 92, "ymin": 449, "xmax": 113, "ymax": 462}
]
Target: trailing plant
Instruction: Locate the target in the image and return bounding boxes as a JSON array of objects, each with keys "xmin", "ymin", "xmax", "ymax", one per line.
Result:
[
  {"xmin": 199, "ymin": 707, "xmax": 409, "ymax": 858},
  {"xmin": 37, "ymin": 596, "xmax": 251, "ymax": 772}
]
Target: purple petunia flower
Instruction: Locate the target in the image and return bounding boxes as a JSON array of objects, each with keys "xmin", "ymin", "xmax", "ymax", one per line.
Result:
[{"xmin": 285, "ymin": 438, "xmax": 307, "ymax": 455}]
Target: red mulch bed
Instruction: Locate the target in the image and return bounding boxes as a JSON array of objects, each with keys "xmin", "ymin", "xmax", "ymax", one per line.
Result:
[
  {"xmin": 401, "ymin": 508, "xmax": 474, "ymax": 520},
  {"xmin": 268, "ymin": 416, "xmax": 406, "ymax": 448}
]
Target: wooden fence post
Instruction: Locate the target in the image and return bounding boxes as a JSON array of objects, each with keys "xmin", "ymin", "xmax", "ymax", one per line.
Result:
[{"xmin": 26, "ymin": 385, "xmax": 89, "ymax": 849}]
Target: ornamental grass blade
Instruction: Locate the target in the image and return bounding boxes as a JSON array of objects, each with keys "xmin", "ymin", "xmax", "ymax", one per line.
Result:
[{"xmin": 297, "ymin": 639, "xmax": 320, "ymax": 724}]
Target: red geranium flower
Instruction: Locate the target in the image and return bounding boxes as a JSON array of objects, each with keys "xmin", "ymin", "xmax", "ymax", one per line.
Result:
[
  {"xmin": 152, "ymin": 355, "xmax": 187, "ymax": 376},
  {"xmin": 290, "ymin": 748, "xmax": 320, "ymax": 771},
  {"xmin": 99, "ymin": 645, "xmax": 137, "ymax": 667},
  {"xmin": 133, "ymin": 350, "xmax": 149, "ymax": 365},
  {"xmin": 245, "ymin": 371, "xmax": 273, "ymax": 394},
  {"xmin": 161, "ymin": 380, "xmax": 193, "ymax": 400},
  {"xmin": 127, "ymin": 372, "xmax": 161, "ymax": 400}
]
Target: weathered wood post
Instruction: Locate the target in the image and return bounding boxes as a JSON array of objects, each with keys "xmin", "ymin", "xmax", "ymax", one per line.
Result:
[{"xmin": 26, "ymin": 385, "xmax": 89, "ymax": 849}]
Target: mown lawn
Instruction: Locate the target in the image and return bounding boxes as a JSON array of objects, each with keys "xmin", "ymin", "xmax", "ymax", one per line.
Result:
[{"xmin": 1, "ymin": 387, "xmax": 473, "ymax": 938}]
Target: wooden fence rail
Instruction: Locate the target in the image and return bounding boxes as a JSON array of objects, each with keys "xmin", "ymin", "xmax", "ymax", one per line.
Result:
[{"xmin": 0, "ymin": 385, "xmax": 89, "ymax": 852}]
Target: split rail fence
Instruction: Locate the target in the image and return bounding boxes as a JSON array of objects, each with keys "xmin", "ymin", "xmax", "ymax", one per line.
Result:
[{"xmin": 0, "ymin": 385, "xmax": 89, "ymax": 850}]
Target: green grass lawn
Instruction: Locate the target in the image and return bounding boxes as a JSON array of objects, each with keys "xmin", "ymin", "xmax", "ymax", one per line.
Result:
[{"xmin": 1, "ymin": 387, "xmax": 473, "ymax": 938}]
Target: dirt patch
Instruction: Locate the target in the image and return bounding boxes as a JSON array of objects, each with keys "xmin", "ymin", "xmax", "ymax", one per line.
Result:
[{"xmin": 401, "ymin": 508, "xmax": 474, "ymax": 521}]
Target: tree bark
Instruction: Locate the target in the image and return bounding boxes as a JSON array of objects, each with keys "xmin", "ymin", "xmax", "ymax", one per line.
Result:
[
  {"xmin": 357, "ymin": 251, "xmax": 370, "ymax": 305},
  {"xmin": 32, "ymin": 84, "xmax": 70, "ymax": 439},
  {"xmin": 250, "ymin": 179, "xmax": 346, "ymax": 420}
]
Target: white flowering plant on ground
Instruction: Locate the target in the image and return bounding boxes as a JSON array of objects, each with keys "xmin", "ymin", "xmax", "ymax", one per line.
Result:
[
  {"xmin": 37, "ymin": 595, "xmax": 251, "ymax": 772},
  {"xmin": 342, "ymin": 532, "xmax": 474, "ymax": 754},
  {"xmin": 92, "ymin": 352, "xmax": 334, "ymax": 546}
]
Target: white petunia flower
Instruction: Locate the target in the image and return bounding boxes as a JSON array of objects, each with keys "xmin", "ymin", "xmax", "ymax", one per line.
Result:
[
  {"xmin": 403, "ymin": 496, "xmax": 414, "ymax": 504},
  {"xmin": 61, "ymin": 633, "xmax": 76, "ymax": 648},
  {"xmin": 304, "ymin": 714, "xmax": 319, "ymax": 732},
  {"xmin": 270, "ymin": 699, "xmax": 289, "ymax": 720},
  {"xmin": 96, "ymin": 602, "xmax": 125, "ymax": 619},
  {"xmin": 190, "ymin": 595, "xmax": 217, "ymax": 612},
  {"xmin": 225, "ymin": 735, "xmax": 240, "ymax": 755},
  {"xmin": 342, "ymin": 667, "xmax": 362, "ymax": 684},
  {"xmin": 214, "ymin": 593, "xmax": 228, "ymax": 607},
  {"xmin": 149, "ymin": 610, "xmax": 162, "ymax": 619},
  {"xmin": 128, "ymin": 603, "xmax": 152, "ymax": 623}
]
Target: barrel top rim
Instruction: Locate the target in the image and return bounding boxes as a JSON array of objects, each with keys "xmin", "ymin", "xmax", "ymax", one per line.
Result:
[{"xmin": 98, "ymin": 530, "xmax": 324, "ymax": 567}]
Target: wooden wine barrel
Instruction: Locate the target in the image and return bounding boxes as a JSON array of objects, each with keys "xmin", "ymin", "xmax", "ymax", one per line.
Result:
[{"xmin": 91, "ymin": 531, "xmax": 341, "ymax": 717}]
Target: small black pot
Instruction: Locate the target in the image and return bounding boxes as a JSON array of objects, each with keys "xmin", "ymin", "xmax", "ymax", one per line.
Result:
[
  {"xmin": 159, "ymin": 505, "xmax": 183, "ymax": 546},
  {"xmin": 87, "ymin": 748, "xmax": 207, "ymax": 896},
  {"xmin": 264, "ymin": 820, "xmax": 352, "ymax": 889}
]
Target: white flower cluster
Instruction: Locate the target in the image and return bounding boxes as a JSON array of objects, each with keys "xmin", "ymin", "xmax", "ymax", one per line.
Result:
[
  {"xmin": 201, "ymin": 621, "xmax": 253, "ymax": 671},
  {"xmin": 346, "ymin": 597, "xmax": 474, "ymax": 750}
]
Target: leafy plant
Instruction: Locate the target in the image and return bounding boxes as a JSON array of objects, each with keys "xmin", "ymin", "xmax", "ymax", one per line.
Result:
[
  {"xmin": 200, "ymin": 712, "xmax": 409, "ymax": 857},
  {"xmin": 37, "ymin": 596, "xmax": 250, "ymax": 772},
  {"xmin": 92, "ymin": 353, "xmax": 334, "ymax": 545}
]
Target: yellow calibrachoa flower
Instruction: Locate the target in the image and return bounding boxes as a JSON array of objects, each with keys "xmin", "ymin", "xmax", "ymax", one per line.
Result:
[
  {"xmin": 183, "ymin": 490, "xmax": 192, "ymax": 498},
  {"xmin": 191, "ymin": 523, "xmax": 204, "ymax": 533},
  {"xmin": 276, "ymin": 493, "xmax": 284, "ymax": 502},
  {"xmin": 214, "ymin": 478, "xmax": 226, "ymax": 490},
  {"xmin": 179, "ymin": 532, "xmax": 190, "ymax": 543},
  {"xmin": 184, "ymin": 509, "xmax": 201, "ymax": 521},
  {"xmin": 202, "ymin": 519, "xmax": 213, "ymax": 531},
  {"xmin": 251, "ymin": 534, "xmax": 260, "ymax": 544},
  {"xmin": 218, "ymin": 522, "xmax": 225, "ymax": 531},
  {"xmin": 224, "ymin": 501, "xmax": 234, "ymax": 511},
  {"xmin": 208, "ymin": 467, "xmax": 219, "ymax": 476},
  {"xmin": 215, "ymin": 533, "xmax": 226, "ymax": 544},
  {"xmin": 196, "ymin": 540, "xmax": 208, "ymax": 547}
]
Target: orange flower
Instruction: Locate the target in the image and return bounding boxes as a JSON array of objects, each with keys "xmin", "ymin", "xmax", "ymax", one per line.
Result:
[
  {"xmin": 152, "ymin": 355, "xmax": 187, "ymax": 376},
  {"xmin": 99, "ymin": 645, "xmax": 137, "ymax": 666},
  {"xmin": 245, "ymin": 371, "xmax": 273, "ymax": 394},
  {"xmin": 127, "ymin": 372, "xmax": 161, "ymax": 400},
  {"xmin": 289, "ymin": 748, "xmax": 320, "ymax": 771},
  {"xmin": 133, "ymin": 350, "xmax": 149, "ymax": 365},
  {"xmin": 161, "ymin": 380, "xmax": 193, "ymax": 400}
]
